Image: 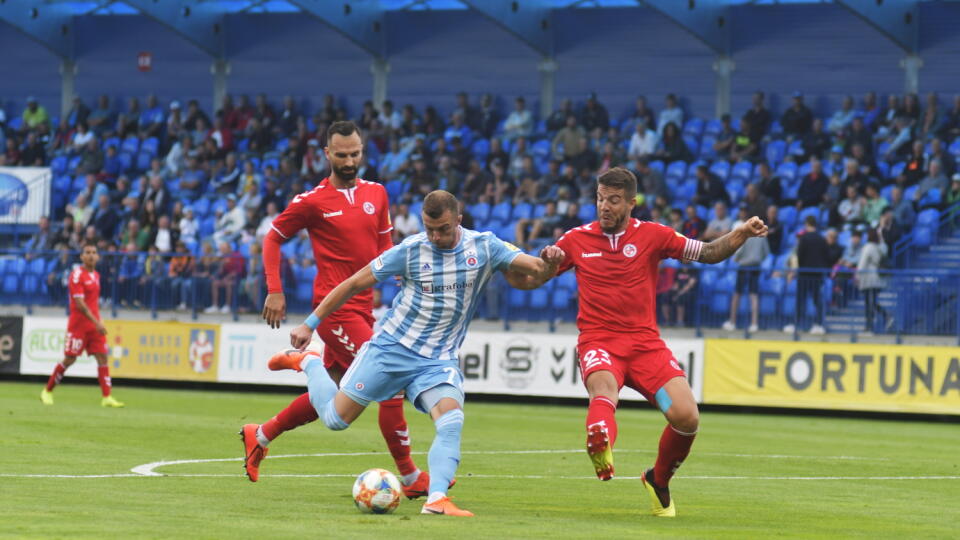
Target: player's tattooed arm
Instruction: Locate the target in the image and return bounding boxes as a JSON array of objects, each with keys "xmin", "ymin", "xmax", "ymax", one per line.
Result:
[{"xmin": 698, "ymin": 216, "xmax": 768, "ymax": 264}]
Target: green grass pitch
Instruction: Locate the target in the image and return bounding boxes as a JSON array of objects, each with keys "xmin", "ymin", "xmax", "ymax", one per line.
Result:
[{"xmin": 2, "ymin": 381, "xmax": 958, "ymax": 539}]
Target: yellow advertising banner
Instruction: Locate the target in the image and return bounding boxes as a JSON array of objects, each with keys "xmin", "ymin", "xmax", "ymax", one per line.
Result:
[
  {"xmin": 103, "ymin": 320, "xmax": 220, "ymax": 381},
  {"xmin": 704, "ymin": 339, "xmax": 960, "ymax": 415}
]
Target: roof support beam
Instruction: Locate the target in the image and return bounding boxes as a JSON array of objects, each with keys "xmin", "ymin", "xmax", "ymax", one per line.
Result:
[
  {"xmin": 0, "ymin": 1, "xmax": 74, "ymax": 59},
  {"xmin": 461, "ymin": 0, "xmax": 554, "ymax": 58},
  {"xmin": 836, "ymin": 0, "xmax": 918, "ymax": 54},
  {"xmin": 287, "ymin": 0, "xmax": 386, "ymax": 60},
  {"xmin": 639, "ymin": 0, "xmax": 729, "ymax": 56},
  {"xmin": 123, "ymin": 0, "xmax": 226, "ymax": 58}
]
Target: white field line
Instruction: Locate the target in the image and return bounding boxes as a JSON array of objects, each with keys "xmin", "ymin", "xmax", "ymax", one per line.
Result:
[{"xmin": 0, "ymin": 449, "xmax": 933, "ymax": 480}]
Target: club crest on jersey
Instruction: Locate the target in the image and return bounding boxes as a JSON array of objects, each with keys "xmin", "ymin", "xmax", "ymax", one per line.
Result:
[
  {"xmin": 623, "ymin": 243, "xmax": 637, "ymax": 258},
  {"xmin": 465, "ymin": 250, "xmax": 478, "ymax": 268},
  {"xmin": 363, "ymin": 202, "xmax": 376, "ymax": 215}
]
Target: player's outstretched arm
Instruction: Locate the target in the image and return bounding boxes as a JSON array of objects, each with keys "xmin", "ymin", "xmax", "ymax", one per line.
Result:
[
  {"xmin": 698, "ymin": 216, "xmax": 768, "ymax": 264},
  {"xmin": 261, "ymin": 229, "xmax": 288, "ymax": 329},
  {"xmin": 289, "ymin": 266, "xmax": 378, "ymax": 349},
  {"xmin": 503, "ymin": 245, "xmax": 565, "ymax": 290}
]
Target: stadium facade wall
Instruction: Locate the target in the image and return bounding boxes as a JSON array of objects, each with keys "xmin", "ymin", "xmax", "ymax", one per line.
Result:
[
  {"xmin": 3, "ymin": 4, "xmax": 960, "ymax": 121},
  {"xmin": 10, "ymin": 316, "xmax": 960, "ymax": 415}
]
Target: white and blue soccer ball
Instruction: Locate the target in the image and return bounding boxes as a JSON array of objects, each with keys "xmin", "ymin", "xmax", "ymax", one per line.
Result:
[{"xmin": 352, "ymin": 468, "xmax": 402, "ymax": 514}]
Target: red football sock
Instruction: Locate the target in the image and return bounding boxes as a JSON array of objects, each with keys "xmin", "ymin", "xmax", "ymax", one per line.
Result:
[
  {"xmin": 261, "ymin": 393, "xmax": 319, "ymax": 441},
  {"xmin": 378, "ymin": 397, "xmax": 417, "ymax": 476},
  {"xmin": 653, "ymin": 424, "xmax": 697, "ymax": 486},
  {"xmin": 45, "ymin": 362, "xmax": 67, "ymax": 392},
  {"xmin": 586, "ymin": 396, "xmax": 618, "ymax": 446},
  {"xmin": 97, "ymin": 365, "xmax": 112, "ymax": 397}
]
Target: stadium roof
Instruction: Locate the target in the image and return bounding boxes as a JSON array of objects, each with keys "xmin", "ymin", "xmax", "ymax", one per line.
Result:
[{"xmin": 0, "ymin": 0, "xmax": 940, "ymax": 59}]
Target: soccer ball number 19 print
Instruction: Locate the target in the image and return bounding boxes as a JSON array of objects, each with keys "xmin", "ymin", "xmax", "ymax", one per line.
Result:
[{"xmin": 352, "ymin": 468, "xmax": 402, "ymax": 514}]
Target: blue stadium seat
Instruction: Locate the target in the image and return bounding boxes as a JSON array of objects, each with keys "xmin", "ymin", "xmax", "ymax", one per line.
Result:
[
  {"xmin": 699, "ymin": 135, "xmax": 717, "ymax": 160},
  {"xmin": 703, "ymin": 119, "xmax": 723, "ymax": 137},
  {"xmin": 530, "ymin": 287, "xmax": 549, "ymax": 310},
  {"xmin": 917, "ymin": 208, "xmax": 940, "ymax": 227},
  {"xmin": 117, "ymin": 152, "xmax": 133, "ymax": 173},
  {"xmin": 471, "ymin": 138, "xmax": 490, "ymax": 160},
  {"xmin": 490, "ymin": 201, "xmax": 512, "ymax": 224},
  {"xmin": 918, "ymin": 189, "xmax": 941, "ymax": 209},
  {"xmin": 102, "ymin": 136, "xmax": 121, "ymax": 151},
  {"xmin": 890, "ymin": 161, "xmax": 906, "ymax": 179},
  {"xmin": 872, "ymin": 161, "xmax": 890, "ymax": 181},
  {"xmin": 765, "ymin": 140, "xmax": 786, "ymax": 166},
  {"xmin": 683, "ymin": 135, "xmax": 699, "ymax": 157},
  {"xmin": 880, "ymin": 184, "xmax": 894, "ymax": 202},
  {"xmin": 666, "ymin": 161, "xmax": 688, "ymax": 182},
  {"xmin": 50, "ymin": 155, "xmax": 68, "ymax": 175},
  {"xmin": 532, "ymin": 139, "xmax": 550, "ymax": 159},
  {"xmin": 236, "ymin": 138, "xmax": 250, "ymax": 153},
  {"xmin": 513, "ymin": 201, "xmax": 534, "ymax": 220},
  {"xmin": 683, "ymin": 117, "xmax": 704, "ymax": 138},
  {"xmin": 275, "ymin": 138, "xmax": 290, "ymax": 152},
  {"xmin": 141, "ymin": 137, "xmax": 159, "ymax": 157},
  {"xmin": 912, "ymin": 226, "xmax": 934, "ymax": 248},
  {"xmin": 211, "ymin": 199, "xmax": 229, "ymax": 215},
  {"xmin": 199, "ymin": 216, "xmax": 216, "ymax": 239},
  {"xmin": 578, "ymin": 204, "xmax": 597, "ymax": 223},
  {"xmin": 709, "ymin": 160, "xmax": 730, "ymax": 181},
  {"xmin": 135, "ymin": 151, "xmax": 152, "ymax": 172},
  {"xmin": 776, "ymin": 162, "xmax": 798, "ymax": 183},
  {"xmin": 191, "ymin": 197, "xmax": 211, "ymax": 218},
  {"xmin": 903, "ymin": 185, "xmax": 918, "ymax": 201},
  {"xmin": 876, "ymin": 141, "xmax": 891, "ymax": 158},
  {"xmin": 67, "ymin": 155, "xmax": 82, "ymax": 172},
  {"xmin": 469, "ymin": 202, "xmax": 491, "ymax": 223},
  {"xmin": 409, "ymin": 201, "xmax": 424, "ymax": 218},
  {"xmin": 121, "ymin": 136, "xmax": 139, "ymax": 155},
  {"xmin": 727, "ymin": 183, "xmax": 745, "ymax": 205},
  {"xmin": 385, "ymin": 180, "xmax": 407, "ymax": 202},
  {"xmin": 787, "ymin": 139, "xmax": 803, "ymax": 157},
  {"xmin": 71, "ymin": 175, "xmax": 86, "ymax": 193},
  {"xmin": 676, "ymin": 179, "xmax": 697, "ymax": 201},
  {"xmin": 949, "ymin": 139, "xmax": 960, "ymax": 159},
  {"xmin": 731, "ymin": 161, "xmax": 753, "ymax": 182},
  {"xmin": 648, "ymin": 160, "xmax": 665, "ymax": 175},
  {"xmin": 262, "ymin": 157, "xmax": 280, "ymax": 172}
]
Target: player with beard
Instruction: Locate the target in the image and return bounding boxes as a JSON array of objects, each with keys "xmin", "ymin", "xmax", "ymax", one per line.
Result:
[
  {"xmin": 241, "ymin": 121, "xmax": 432, "ymax": 497},
  {"xmin": 515, "ymin": 167, "xmax": 767, "ymax": 517}
]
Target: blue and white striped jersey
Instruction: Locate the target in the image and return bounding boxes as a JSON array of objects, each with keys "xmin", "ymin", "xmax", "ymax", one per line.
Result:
[{"xmin": 370, "ymin": 227, "xmax": 521, "ymax": 360}]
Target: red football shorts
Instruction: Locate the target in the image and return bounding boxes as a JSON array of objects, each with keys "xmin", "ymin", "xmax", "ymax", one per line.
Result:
[
  {"xmin": 577, "ymin": 334, "xmax": 686, "ymax": 400},
  {"xmin": 64, "ymin": 326, "xmax": 108, "ymax": 358},
  {"xmin": 316, "ymin": 310, "xmax": 375, "ymax": 373}
]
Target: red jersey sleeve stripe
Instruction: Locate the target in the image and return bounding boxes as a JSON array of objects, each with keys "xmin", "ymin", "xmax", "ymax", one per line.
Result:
[
  {"xmin": 379, "ymin": 227, "xmax": 394, "ymax": 234},
  {"xmin": 270, "ymin": 224, "xmax": 289, "ymax": 239},
  {"xmin": 682, "ymin": 238, "xmax": 703, "ymax": 262}
]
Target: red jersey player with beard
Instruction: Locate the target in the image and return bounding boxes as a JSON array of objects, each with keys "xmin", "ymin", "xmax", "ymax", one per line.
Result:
[
  {"xmin": 40, "ymin": 242, "xmax": 124, "ymax": 407},
  {"xmin": 516, "ymin": 167, "xmax": 766, "ymax": 517},
  {"xmin": 240, "ymin": 121, "xmax": 432, "ymax": 497}
]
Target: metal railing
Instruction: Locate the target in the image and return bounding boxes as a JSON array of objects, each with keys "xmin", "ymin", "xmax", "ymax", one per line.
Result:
[{"xmin": 2, "ymin": 249, "xmax": 958, "ymax": 343}]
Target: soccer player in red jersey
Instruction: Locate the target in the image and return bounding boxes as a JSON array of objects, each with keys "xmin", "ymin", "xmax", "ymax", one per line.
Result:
[
  {"xmin": 241, "ymin": 121, "xmax": 430, "ymax": 496},
  {"xmin": 40, "ymin": 242, "xmax": 124, "ymax": 408},
  {"xmin": 518, "ymin": 167, "xmax": 766, "ymax": 517}
]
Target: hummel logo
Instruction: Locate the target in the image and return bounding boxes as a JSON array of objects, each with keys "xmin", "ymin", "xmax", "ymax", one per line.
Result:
[
  {"xmin": 582, "ymin": 252, "xmax": 602, "ymax": 258},
  {"xmin": 323, "ymin": 210, "xmax": 343, "ymax": 218},
  {"xmin": 421, "ymin": 263, "xmax": 432, "ymax": 271}
]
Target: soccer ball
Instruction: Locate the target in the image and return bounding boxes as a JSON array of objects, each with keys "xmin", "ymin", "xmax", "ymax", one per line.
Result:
[{"xmin": 352, "ymin": 468, "xmax": 402, "ymax": 514}]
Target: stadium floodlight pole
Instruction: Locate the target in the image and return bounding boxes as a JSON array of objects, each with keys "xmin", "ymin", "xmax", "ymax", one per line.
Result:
[{"xmin": 713, "ymin": 56, "xmax": 734, "ymax": 118}]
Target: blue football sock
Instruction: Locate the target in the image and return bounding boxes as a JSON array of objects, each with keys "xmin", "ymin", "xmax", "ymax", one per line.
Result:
[
  {"xmin": 303, "ymin": 356, "xmax": 338, "ymax": 416},
  {"xmin": 428, "ymin": 409, "xmax": 464, "ymax": 497}
]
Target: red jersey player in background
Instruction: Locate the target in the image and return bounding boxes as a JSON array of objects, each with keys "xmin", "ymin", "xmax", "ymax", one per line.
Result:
[
  {"xmin": 41, "ymin": 242, "xmax": 125, "ymax": 408},
  {"xmin": 241, "ymin": 121, "xmax": 431, "ymax": 497},
  {"xmin": 516, "ymin": 167, "xmax": 766, "ymax": 517}
]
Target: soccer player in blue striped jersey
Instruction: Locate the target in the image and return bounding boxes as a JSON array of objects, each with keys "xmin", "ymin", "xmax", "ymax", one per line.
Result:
[{"xmin": 270, "ymin": 190, "xmax": 564, "ymax": 517}]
